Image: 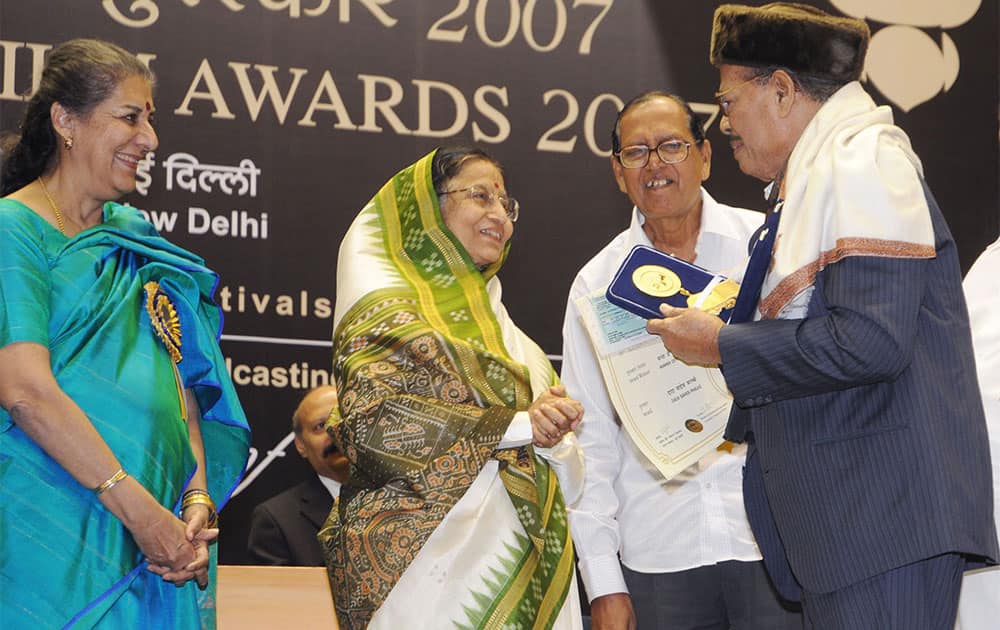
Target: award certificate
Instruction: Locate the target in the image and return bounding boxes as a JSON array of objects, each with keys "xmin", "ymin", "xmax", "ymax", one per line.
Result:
[{"xmin": 576, "ymin": 290, "xmax": 733, "ymax": 480}]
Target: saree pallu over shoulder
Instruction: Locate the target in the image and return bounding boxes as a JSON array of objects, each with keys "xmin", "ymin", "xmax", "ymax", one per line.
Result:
[
  {"xmin": 321, "ymin": 152, "xmax": 574, "ymax": 629},
  {"xmin": 0, "ymin": 201, "xmax": 249, "ymax": 629}
]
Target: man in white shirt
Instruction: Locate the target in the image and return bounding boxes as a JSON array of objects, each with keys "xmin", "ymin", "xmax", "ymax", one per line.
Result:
[
  {"xmin": 561, "ymin": 92, "xmax": 802, "ymax": 629},
  {"xmin": 956, "ymin": 237, "xmax": 1000, "ymax": 630},
  {"xmin": 248, "ymin": 385, "xmax": 349, "ymax": 566}
]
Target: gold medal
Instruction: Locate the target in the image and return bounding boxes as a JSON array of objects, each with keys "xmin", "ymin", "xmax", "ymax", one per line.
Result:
[{"xmin": 632, "ymin": 265, "xmax": 681, "ymax": 297}]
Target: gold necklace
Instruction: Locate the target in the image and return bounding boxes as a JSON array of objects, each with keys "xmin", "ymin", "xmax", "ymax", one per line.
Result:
[{"xmin": 37, "ymin": 177, "xmax": 66, "ymax": 235}]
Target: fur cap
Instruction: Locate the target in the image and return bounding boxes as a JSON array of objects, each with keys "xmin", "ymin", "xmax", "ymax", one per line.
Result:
[{"xmin": 710, "ymin": 3, "xmax": 870, "ymax": 82}]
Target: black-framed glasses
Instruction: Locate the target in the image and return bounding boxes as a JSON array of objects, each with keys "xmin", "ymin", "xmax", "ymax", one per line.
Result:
[
  {"xmin": 714, "ymin": 74, "xmax": 767, "ymax": 116},
  {"xmin": 616, "ymin": 140, "xmax": 694, "ymax": 169},
  {"xmin": 438, "ymin": 184, "xmax": 519, "ymax": 222}
]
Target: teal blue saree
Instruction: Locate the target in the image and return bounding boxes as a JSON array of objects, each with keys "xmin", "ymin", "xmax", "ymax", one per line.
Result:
[{"xmin": 0, "ymin": 200, "xmax": 250, "ymax": 629}]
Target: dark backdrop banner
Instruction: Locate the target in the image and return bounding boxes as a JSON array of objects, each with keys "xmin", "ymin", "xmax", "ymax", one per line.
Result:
[{"xmin": 2, "ymin": 0, "xmax": 997, "ymax": 565}]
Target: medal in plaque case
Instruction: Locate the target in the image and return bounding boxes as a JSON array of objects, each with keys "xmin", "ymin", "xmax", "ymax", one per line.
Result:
[{"xmin": 606, "ymin": 245, "xmax": 739, "ymax": 321}]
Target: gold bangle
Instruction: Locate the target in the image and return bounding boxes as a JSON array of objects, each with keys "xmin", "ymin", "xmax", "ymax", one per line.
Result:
[
  {"xmin": 94, "ymin": 469, "xmax": 129, "ymax": 495},
  {"xmin": 181, "ymin": 489, "xmax": 215, "ymax": 510},
  {"xmin": 181, "ymin": 491, "xmax": 218, "ymax": 528}
]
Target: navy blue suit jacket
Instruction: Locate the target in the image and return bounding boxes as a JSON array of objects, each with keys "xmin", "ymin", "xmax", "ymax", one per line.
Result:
[
  {"xmin": 719, "ymin": 184, "xmax": 999, "ymax": 597},
  {"xmin": 247, "ymin": 474, "xmax": 334, "ymax": 566}
]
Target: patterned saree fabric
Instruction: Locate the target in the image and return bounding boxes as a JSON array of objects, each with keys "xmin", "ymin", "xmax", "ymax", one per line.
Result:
[
  {"xmin": 320, "ymin": 151, "xmax": 577, "ymax": 629},
  {"xmin": 0, "ymin": 200, "xmax": 250, "ymax": 629}
]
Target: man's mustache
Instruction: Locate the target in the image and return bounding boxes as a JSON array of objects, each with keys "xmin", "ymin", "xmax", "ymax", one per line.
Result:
[{"xmin": 323, "ymin": 442, "xmax": 342, "ymax": 458}]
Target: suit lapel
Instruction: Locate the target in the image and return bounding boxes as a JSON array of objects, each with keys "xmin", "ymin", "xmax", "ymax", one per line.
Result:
[{"xmin": 299, "ymin": 474, "xmax": 336, "ymax": 530}]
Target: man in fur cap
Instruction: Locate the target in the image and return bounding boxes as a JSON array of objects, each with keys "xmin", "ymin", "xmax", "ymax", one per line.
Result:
[{"xmin": 646, "ymin": 3, "xmax": 998, "ymax": 628}]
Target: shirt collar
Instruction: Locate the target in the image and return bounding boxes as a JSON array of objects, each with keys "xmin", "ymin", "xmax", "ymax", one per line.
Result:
[
  {"xmin": 318, "ymin": 473, "xmax": 342, "ymax": 498},
  {"xmin": 627, "ymin": 187, "xmax": 746, "ymax": 247}
]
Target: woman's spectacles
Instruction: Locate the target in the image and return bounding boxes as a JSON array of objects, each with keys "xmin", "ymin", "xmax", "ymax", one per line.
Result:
[
  {"xmin": 615, "ymin": 140, "xmax": 694, "ymax": 169},
  {"xmin": 439, "ymin": 185, "xmax": 519, "ymax": 222}
]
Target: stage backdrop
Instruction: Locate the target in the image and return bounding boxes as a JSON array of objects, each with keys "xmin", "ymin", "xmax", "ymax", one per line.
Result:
[{"xmin": 1, "ymin": 0, "xmax": 997, "ymax": 565}]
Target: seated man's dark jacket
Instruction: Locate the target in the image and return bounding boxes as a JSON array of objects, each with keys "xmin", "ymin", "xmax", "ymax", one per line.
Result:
[{"xmin": 247, "ymin": 474, "xmax": 334, "ymax": 566}]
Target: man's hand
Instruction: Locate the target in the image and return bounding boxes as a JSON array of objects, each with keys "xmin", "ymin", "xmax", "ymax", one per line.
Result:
[
  {"xmin": 590, "ymin": 593, "xmax": 637, "ymax": 630},
  {"xmin": 646, "ymin": 304, "xmax": 724, "ymax": 366}
]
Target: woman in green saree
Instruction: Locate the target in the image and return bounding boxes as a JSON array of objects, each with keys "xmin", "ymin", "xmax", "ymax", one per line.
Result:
[
  {"xmin": 0, "ymin": 39, "xmax": 250, "ymax": 628},
  {"xmin": 321, "ymin": 147, "xmax": 586, "ymax": 629}
]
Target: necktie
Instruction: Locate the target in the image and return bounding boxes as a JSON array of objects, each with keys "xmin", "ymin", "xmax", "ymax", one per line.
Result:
[{"xmin": 728, "ymin": 201, "xmax": 782, "ymax": 324}]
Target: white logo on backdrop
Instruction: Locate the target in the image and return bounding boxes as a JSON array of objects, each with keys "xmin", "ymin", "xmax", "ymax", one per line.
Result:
[
  {"xmin": 231, "ymin": 431, "xmax": 296, "ymax": 498},
  {"xmin": 134, "ymin": 152, "xmax": 156, "ymax": 196},
  {"xmin": 163, "ymin": 153, "xmax": 262, "ymax": 197},
  {"xmin": 134, "ymin": 152, "xmax": 261, "ymax": 197},
  {"xmin": 98, "ymin": 0, "xmax": 617, "ymax": 59},
  {"xmin": 101, "ymin": 0, "xmax": 398, "ymax": 27},
  {"xmin": 830, "ymin": 0, "xmax": 982, "ymax": 112}
]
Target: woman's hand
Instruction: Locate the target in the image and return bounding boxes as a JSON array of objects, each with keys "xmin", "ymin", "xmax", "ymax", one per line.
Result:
[
  {"xmin": 148, "ymin": 389, "xmax": 218, "ymax": 589},
  {"xmin": 530, "ymin": 384, "xmax": 584, "ymax": 448},
  {"xmin": 103, "ymin": 477, "xmax": 202, "ymax": 587},
  {"xmin": 184, "ymin": 503, "xmax": 218, "ymax": 589},
  {"xmin": 122, "ymin": 498, "xmax": 199, "ymax": 585},
  {"xmin": 144, "ymin": 503, "xmax": 218, "ymax": 588}
]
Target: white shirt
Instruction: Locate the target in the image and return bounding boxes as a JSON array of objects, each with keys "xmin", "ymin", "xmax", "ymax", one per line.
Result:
[
  {"xmin": 318, "ymin": 474, "xmax": 343, "ymax": 498},
  {"xmin": 963, "ymin": 237, "xmax": 1000, "ymax": 490},
  {"xmin": 956, "ymin": 237, "xmax": 1000, "ymax": 630},
  {"xmin": 561, "ymin": 189, "xmax": 765, "ymax": 602}
]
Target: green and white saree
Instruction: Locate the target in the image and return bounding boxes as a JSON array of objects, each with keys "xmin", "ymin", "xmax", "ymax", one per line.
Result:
[{"xmin": 320, "ymin": 151, "xmax": 584, "ymax": 629}]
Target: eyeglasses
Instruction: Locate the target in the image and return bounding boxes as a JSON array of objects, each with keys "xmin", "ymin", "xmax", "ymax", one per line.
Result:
[
  {"xmin": 615, "ymin": 140, "xmax": 694, "ymax": 169},
  {"xmin": 438, "ymin": 184, "xmax": 519, "ymax": 222},
  {"xmin": 714, "ymin": 74, "xmax": 767, "ymax": 116}
]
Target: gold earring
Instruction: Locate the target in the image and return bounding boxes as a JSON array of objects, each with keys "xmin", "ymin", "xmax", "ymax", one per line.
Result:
[{"xmin": 64, "ymin": 136, "xmax": 73, "ymax": 150}]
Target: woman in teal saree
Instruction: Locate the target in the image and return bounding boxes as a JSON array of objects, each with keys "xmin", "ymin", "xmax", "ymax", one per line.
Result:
[{"xmin": 0, "ymin": 39, "xmax": 249, "ymax": 628}]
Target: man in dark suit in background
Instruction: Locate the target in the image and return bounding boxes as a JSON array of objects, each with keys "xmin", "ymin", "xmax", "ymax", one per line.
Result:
[
  {"xmin": 647, "ymin": 4, "xmax": 998, "ymax": 628},
  {"xmin": 248, "ymin": 385, "xmax": 348, "ymax": 566}
]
